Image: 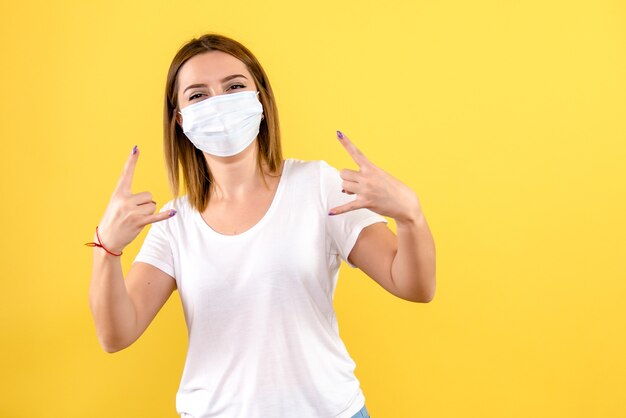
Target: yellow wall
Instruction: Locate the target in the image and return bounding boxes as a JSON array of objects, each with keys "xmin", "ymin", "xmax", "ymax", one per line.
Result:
[{"xmin": 1, "ymin": 0, "xmax": 625, "ymax": 417}]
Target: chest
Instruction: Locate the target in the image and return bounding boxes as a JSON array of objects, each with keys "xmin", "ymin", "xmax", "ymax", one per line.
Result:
[
  {"xmin": 176, "ymin": 202, "xmax": 337, "ymax": 310},
  {"xmin": 200, "ymin": 184, "xmax": 278, "ymax": 236}
]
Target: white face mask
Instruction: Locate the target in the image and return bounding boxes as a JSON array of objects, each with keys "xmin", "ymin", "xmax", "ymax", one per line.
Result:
[{"xmin": 179, "ymin": 90, "xmax": 264, "ymax": 157}]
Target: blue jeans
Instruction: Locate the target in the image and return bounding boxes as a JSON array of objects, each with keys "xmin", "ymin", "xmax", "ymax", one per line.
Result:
[{"xmin": 350, "ymin": 404, "xmax": 370, "ymax": 418}]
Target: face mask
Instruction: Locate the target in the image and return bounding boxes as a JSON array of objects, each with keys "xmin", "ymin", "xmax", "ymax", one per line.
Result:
[{"xmin": 179, "ymin": 90, "xmax": 264, "ymax": 157}]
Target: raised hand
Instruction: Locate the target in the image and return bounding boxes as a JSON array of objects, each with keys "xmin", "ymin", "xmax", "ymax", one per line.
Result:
[
  {"xmin": 95, "ymin": 146, "xmax": 176, "ymax": 254},
  {"xmin": 329, "ymin": 131, "xmax": 423, "ymax": 223}
]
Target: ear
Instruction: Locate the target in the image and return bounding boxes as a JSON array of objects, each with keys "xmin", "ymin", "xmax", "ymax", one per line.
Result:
[{"xmin": 175, "ymin": 111, "xmax": 182, "ymax": 126}]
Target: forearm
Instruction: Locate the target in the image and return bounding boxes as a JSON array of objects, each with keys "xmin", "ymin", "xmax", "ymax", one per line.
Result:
[
  {"xmin": 390, "ymin": 211, "xmax": 436, "ymax": 302},
  {"xmin": 88, "ymin": 246, "xmax": 138, "ymax": 352}
]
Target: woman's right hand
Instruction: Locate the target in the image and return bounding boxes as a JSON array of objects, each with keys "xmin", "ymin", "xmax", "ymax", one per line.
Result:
[{"xmin": 95, "ymin": 146, "xmax": 176, "ymax": 254}]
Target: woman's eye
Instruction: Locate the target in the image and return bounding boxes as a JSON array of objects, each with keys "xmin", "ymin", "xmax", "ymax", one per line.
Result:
[{"xmin": 189, "ymin": 84, "xmax": 245, "ymax": 101}]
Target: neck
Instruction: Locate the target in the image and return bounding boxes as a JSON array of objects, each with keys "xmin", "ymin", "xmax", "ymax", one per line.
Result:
[{"xmin": 203, "ymin": 143, "xmax": 266, "ymax": 201}]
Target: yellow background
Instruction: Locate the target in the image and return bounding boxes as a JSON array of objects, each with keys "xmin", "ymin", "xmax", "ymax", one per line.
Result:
[{"xmin": 1, "ymin": 0, "xmax": 625, "ymax": 416}]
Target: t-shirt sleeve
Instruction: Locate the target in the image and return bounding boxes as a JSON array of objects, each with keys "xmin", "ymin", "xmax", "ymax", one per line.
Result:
[
  {"xmin": 132, "ymin": 202, "xmax": 176, "ymax": 279},
  {"xmin": 319, "ymin": 160, "xmax": 388, "ymax": 268}
]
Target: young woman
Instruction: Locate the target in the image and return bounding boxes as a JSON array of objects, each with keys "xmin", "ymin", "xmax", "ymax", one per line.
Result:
[{"xmin": 88, "ymin": 33, "xmax": 436, "ymax": 418}]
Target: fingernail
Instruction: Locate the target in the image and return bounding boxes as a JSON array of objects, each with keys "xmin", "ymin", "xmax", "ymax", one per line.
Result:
[
  {"xmin": 132, "ymin": 145, "xmax": 138, "ymax": 155},
  {"xmin": 341, "ymin": 189, "xmax": 346, "ymax": 193},
  {"xmin": 336, "ymin": 130, "xmax": 344, "ymax": 139},
  {"xmin": 151, "ymin": 200, "xmax": 157, "ymax": 204},
  {"xmin": 169, "ymin": 209, "xmax": 177, "ymax": 217},
  {"xmin": 328, "ymin": 211, "xmax": 336, "ymax": 216}
]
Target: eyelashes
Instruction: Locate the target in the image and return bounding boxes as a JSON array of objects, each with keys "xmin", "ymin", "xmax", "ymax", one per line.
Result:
[{"xmin": 189, "ymin": 84, "xmax": 246, "ymax": 101}]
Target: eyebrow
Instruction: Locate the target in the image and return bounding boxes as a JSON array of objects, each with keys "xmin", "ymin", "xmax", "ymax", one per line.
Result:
[{"xmin": 183, "ymin": 74, "xmax": 248, "ymax": 94}]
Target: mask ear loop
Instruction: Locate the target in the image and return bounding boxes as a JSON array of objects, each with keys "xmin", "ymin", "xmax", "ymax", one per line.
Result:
[{"xmin": 256, "ymin": 91, "xmax": 264, "ymax": 121}]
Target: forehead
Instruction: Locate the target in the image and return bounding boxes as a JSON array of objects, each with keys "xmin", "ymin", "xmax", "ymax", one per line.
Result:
[{"xmin": 177, "ymin": 50, "xmax": 251, "ymax": 89}]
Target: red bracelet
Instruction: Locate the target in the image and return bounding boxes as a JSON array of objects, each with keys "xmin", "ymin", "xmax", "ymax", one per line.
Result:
[{"xmin": 84, "ymin": 226, "xmax": 123, "ymax": 256}]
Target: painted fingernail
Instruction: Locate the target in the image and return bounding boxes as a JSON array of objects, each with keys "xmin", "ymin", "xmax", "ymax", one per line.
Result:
[
  {"xmin": 336, "ymin": 130, "xmax": 344, "ymax": 139},
  {"xmin": 328, "ymin": 211, "xmax": 336, "ymax": 216},
  {"xmin": 169, "ymin": 209, "xmax": 177, "ymax": 217},
  {"xmin": 132, "ymin": 145, "xmax": 138, "ymax": 155},
  {"xmin": 341, "ymin": 189, "xmax": 346, "ymax": 193}
]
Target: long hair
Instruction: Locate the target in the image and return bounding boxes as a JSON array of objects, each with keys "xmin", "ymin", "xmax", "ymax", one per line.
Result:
[{"xmin": 163, "ymin": 33, "xmax": 283, "ymax": 212}]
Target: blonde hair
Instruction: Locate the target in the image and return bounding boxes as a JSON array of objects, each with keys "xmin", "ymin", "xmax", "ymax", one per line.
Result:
[{"xmin": 163, "ymin": 33, "xmax": 283, "ymax": 212}]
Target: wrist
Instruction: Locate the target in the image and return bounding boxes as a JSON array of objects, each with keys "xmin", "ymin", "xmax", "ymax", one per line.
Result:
[
  {"xmin": 91, "ymin": 245, "xmax": 123, "ymax": 259},
  {"xmin": 85, "ymin": 226, "xmax": 123, "ymax": 256},
  {"xmin": 395, "ymin": 209, "xmax": 426, "ymax": 228}
]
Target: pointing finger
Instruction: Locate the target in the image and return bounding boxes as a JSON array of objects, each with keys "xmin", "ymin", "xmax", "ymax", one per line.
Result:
[
  {"xmin": 329, "ymin": 200, "xmax": 364, "ymax": 216},
  {"xmin": 140, "ymin": 209, "xmax": 177, "ymax": 227},
  {"xmin": 336, "ymin": 130, "xmax": 369, "ymax": 167},
  {"xmin": 116, "ymin": 145, "xmax": 139, "ymax": 195}
]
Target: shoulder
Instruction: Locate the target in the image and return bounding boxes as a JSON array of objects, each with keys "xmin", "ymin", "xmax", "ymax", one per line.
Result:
[
  {"xmin": 160, "ymin": 194, "xmax": 192, "ymax": 214},
  {"xmin": 283, "ymin": 159, "xmax": 343, "ymax": 208},
  {"xmin": 284, "ymin": 158, "xmax": 342, "ymax": 191},
  {"xmin": 284, "ymin": 158, "xmax": 338, "ymax": 180},
  {"xmin": 283, "ymin": 159, "xmax": 341, "ymax": 193},
  {"xmin": 152, "ymin": 194, "xmax": 194, "ymax": 233}
]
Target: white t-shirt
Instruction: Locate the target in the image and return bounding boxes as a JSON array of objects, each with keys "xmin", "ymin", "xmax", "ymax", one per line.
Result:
[{"xmin": 133, "ymin": 159, "xmax": 387, "ymax": 418}]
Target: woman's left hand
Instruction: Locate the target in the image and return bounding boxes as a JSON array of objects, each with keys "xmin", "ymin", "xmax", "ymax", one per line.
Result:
[{"xmin": 329, "ymin": 130, "xmax": 423, "ymax": 223}]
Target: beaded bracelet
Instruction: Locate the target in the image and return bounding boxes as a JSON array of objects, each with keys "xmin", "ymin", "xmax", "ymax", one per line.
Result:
[{"xmin": 84, "ymin": 226, "xmax": 123, "ymax": 256}]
